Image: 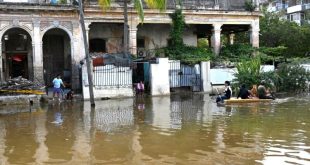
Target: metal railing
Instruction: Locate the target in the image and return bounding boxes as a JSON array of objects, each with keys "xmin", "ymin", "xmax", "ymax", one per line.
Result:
[
  {"xmin": 0, "ymin": 0, "xmax": 74, "ymax": 5},
  {"xmin": 86, "ymin": 0, "xmax": 249, "ymax": 11},
  {"xmin": 169, "ymin": 60, "xmax": 201, "ymax": 91},
  {"xmin": 93, "ymin": 63, "xmax": 132, "ymax": 88}
]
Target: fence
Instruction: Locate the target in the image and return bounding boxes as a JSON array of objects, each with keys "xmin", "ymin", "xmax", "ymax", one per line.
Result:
[
  {"xmin": 169, "ymin": 60, "xmax": 201, "ymax": 91},
  {"xmin": 93, "ymin": 64, "xmax": 132, "ymax": 88}
]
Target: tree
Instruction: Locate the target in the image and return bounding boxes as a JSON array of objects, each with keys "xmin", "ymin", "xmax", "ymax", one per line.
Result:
[
  {"xmin": 260, "ymin": 9, "xmax": 310, "ymax": 59},
  {"xmin": 98, "ymin": 0, "xmax": 167, "ymax": 56}
]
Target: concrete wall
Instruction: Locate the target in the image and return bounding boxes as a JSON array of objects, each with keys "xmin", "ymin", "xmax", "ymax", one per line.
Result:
[
  {"xmin": 89, "ymin": 23, "xmax": 123, "ymax": 53},
  {"xmin": 210, "ymin": 65, "xmax": 275, "ymax": 85},
  {"xmin": 137, "ymin": 24, "xmax": 197, "ymax": 50},
  {"xmin": 150, "ymin": 58, "xmax": 170, "ymax": 96},
  {"xmin": 200, "ymin": 61, "xmax": 212, "ymax": 93}
]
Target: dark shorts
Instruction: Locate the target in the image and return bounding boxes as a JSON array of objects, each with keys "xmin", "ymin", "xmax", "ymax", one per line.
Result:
[{"xmin": 53, "ymin": 87, "xmax": 61, "ymax": 94}]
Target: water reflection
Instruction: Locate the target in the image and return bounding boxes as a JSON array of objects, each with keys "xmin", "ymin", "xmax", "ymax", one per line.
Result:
[{"xmin": 0, "ymin": 94, "xmax": 308, "ymax": 164}]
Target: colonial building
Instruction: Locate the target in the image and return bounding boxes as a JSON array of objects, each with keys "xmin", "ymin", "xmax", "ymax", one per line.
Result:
[{"xmin": 0, "ymin": 0, "xmax": 261, "ymax": 91}]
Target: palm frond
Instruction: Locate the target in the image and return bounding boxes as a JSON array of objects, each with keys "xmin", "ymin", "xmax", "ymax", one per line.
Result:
[
  {"xmin": 98, "ymin": 0, "xmax": 112, "ymax": 10},
  {"xmin": 134, "ymin": 0, "xmax": 144, "ymax": 21},
  {"xmin": 145, "ymin": 0, "xmax": 166, "ymax": 11}
]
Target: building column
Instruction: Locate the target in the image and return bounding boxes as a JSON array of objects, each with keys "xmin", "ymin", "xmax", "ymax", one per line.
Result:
[
  {"xmin": 33, "ymin": 20, "xmax": 44, "ymax": 83},
  {"xmin": 71, "ymin": 21, "xmax": 84, "ymax": 90},
  {"xmin": 250, "ymin": 21, "xmax": 260, "ymax": 48},
  {"xmin": 252, "ymin": 0, "xmax": 259, "ymax": 11},
  {"xmin": 0, "ymin": 42, "xmax": 3, "ymax": 82},
  {"xmin": 128, "ymin": 21, "xmax": 139, "ymax": 56},
  {"xmin": 211, "ymin": 23, "xmax": 222, "ymax": 55},
  {"xmin": 229, "ymin": 33, "xmax": 235, "ymax": 45},
  {"xmin": 85, "ymin": 22, "xmax": 91, "ymax": 42}
]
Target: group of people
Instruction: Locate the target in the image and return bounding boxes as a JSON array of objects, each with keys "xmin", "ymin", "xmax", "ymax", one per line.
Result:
[
  {"xmin": 216, "ymin": 80, "xmax": 275, "ymax": 103},
  {"xmin": 52, "ymin": 74, "xmax": 73, "ymax": 101}
]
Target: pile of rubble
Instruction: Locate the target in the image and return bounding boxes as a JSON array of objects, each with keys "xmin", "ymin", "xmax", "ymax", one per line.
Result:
[{"xmin": 0, "ymin": 76, "xmax": 45, "ymax": 95}]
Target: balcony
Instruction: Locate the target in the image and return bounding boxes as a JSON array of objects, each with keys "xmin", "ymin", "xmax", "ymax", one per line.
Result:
[
  {"xmin": 86, "ymin": 0, "xmax": 250, "ymax": 11},
  {"xmin": 287, "ymin": 3, "xmax": 310, "ymax": 14},
  {"xmin": 0, "ymin": 0, "xmax": 76, "ymax": 11}
]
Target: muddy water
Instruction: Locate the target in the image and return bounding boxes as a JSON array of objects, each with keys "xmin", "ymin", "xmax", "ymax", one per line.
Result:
[{"xmin": 0, "ymin": 94, "xmax": 309, "ymax": 165}]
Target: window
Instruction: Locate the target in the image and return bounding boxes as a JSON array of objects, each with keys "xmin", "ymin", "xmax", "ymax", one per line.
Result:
[
  {"xmin": 89, "ymin": 39, "xmax": 106, "ymax": 53},
  {"xmin": 137, "ymin": 38, "xmax": 145, "ymax": 48}
]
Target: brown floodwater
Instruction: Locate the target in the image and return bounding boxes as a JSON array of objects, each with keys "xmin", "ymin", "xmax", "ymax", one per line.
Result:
[{"xmin": 0, "ymin": 94, "xmax": 309, "ymax": 165}]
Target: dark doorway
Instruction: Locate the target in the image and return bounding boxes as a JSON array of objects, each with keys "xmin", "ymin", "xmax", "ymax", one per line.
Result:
[
  {"xmin": 132, "ymin": 62, "xmax": 150, "ymax": 92},
  {"xmin": 9, "ymin": 54, "xmax": 28, "ymax": 78},
  {"xmin": 89, "ymin": 38, "xmax": 106, "ymax": 53},
  {"xmin": 43, "ymin": 29, "xmax": 71, "ymax": 87},
  {"xmin": 1, "ymin": 28, "xmax": 32, "ymax": 80}
]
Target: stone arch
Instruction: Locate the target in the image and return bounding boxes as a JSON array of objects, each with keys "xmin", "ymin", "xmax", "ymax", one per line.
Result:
[
  {"xmin": 42, "ymin": 27, "xmax": 72, "ymax": 87},
  {"xmin": 0, "ymin": 25, "xmax": 33, "ymax": 41},
  {"xmin": 41, "ymin": 25, "xmax": 73, "ymax": 41},
  {"xmin": 1, "ymin": 26, "xmax": 33, "ymax": 80}
]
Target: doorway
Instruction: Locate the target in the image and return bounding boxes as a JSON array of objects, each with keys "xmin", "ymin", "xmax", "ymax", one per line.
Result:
[
  {"xmin": 43, "ymin": 28, "xmax": 71, "ymax": 87},
  {"xmin": 1, "ymin": 28, "xmax": 32, "ymax": 80}
]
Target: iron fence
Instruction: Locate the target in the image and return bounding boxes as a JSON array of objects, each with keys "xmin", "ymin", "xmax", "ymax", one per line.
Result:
[
  {"xmin": 93, "ymin": 63, "xmax": 132, "ymax": 88},
  {"xmin": 0, "ymin": 0, "xmax": 74, "ymax": 5},
  {"xmin": 169, "ymin": 60, "xmax": 201, "ymax": 91}
]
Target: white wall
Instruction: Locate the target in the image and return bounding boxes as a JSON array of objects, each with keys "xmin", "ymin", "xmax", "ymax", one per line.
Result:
[
  {"xmin": 150, "ymin": 58, "xmax": 170, "ymax": 96},
  {"xmin": 200, "ymin": 61, "xmax": 211, "ymax": 93},
  {"xmin": 210, "ymin": 65, "xmax": 275, "ymax": 84}
]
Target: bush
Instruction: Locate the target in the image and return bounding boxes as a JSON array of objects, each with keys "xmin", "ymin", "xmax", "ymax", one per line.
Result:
[
  {"xmin": 233, "ymin": 57, "xmax": 261, "ymax": 89},
  {"xmin": 244, "ymin": 0, "xmax": 256, "ymax": 12},
  {"xmin": 275, "ymin": 64, "xmax": 310, "ymax": 93},
  {"xmin": 165, "ymin": 46, "xmax": 214, "ymax": 65},
  {"xmin": 220, "ymin": 44, "xmax": 255, "ymax": 62}
]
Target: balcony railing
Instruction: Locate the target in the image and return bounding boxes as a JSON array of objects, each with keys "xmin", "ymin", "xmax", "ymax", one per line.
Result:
[
  {"xmin": 0, "ymin": 0, "xmax": 73, "ymax": 5},
  {"xmin": 86, "ymin": 0, "xmax": 250, "ymax": 11}
]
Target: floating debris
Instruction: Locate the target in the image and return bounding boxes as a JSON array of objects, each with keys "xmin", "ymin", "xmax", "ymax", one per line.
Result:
[{"xmin": 0, "ymin": 76, "xmax": 45, "ymax": 95}]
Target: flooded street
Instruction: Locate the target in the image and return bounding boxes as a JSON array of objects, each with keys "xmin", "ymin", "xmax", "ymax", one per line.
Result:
[{"xmin": 0, "ymin": 94, "xmax": 309, "ymax": 165}]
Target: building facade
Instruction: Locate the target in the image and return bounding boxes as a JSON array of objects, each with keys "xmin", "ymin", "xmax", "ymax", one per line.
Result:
[
  {"xmin": 263, "ymin": 0, "xmax": 310, "ymax": 25},
  {"xmin": 0, "ymin": 0, "xmax": 261, "ymax": 91}
]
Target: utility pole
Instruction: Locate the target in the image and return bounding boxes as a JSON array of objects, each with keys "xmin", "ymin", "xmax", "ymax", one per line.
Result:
[
  {"xmin": 77, "ymin": 0, "xmax": 95, "ymax": 107},
  {"xmin": 123, "ymin": 0, "xmax": 129, "ymax": 56}
]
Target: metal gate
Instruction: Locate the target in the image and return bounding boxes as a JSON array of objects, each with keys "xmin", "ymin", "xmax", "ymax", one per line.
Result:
[
  {"xmin": 93, "ymin": 63, "xmax": 132, "ymax": 88},
  {"xmin": 169, "ymin": 60, "xmax": 201, "ymax": 91}
]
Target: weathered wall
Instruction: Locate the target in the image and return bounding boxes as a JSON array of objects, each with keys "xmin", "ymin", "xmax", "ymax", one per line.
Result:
[
  {"xmin": 89, "ymin": 23, "xmax": 123, "ymax": 53},
  {"xmin": 137, "ymin": 24, "xmax": 197, "ymax": 50}
]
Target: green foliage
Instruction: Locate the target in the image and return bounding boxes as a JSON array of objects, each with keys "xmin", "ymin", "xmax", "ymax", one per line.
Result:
[
  {"xmin": 219, "ymin": 44, "xmax": 255, "ymax": 62},
  {"xmin": 98, "ymin": 0, "xmax": 166, "ymax": 21},
  {"xmin": 234, "ymin": 32, "xmax": 249, "ymax": 44},
  {"xmin": 233, "ymin": 57, "xmax": 261, "ymax": 88},
  {"xmin": 169, "ymin": 9, "xmax": 185, "ymax": 48},
  {"xmin": 244, "ymin": 0, "xmax": 256, "ymax": 12},
  {"xmin": 260, "ymin": 9, "xmax": 310, "ymax": 58},
  {"xmin": 274, "ymin": 64, "xmax": 310, "ymax": 93},
  {"xmin": 234, "ymin": 61, "xmax": 310, "ymax": 93},
  {"xmin": 165, "ymin": 9, "xmax": 214, "ymax": 64},
  {"xmin": 165, "ymin": 46, "xmax": 214, "ymax": 65},
  {"xmin": 59, "ymin": 0, "xmax": 67, "ymax": 4},
  {"xmin": 197, "ymin": 38, "xmax": 208, "ymax": 48}
]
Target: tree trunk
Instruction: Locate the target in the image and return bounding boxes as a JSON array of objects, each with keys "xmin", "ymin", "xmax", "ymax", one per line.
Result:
[
  {"xmin": 123, "ymin": 0, "xmax": 129, "ymax": 56},
  {"xmin": 78, "ymin": 0, "xmax": 95, "ymax": 106}
]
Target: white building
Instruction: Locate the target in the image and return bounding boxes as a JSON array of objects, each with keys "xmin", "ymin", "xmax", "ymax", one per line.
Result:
[{"xmin": 262, "ymin": 0, "xmax": 310, "ymax": 25}]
